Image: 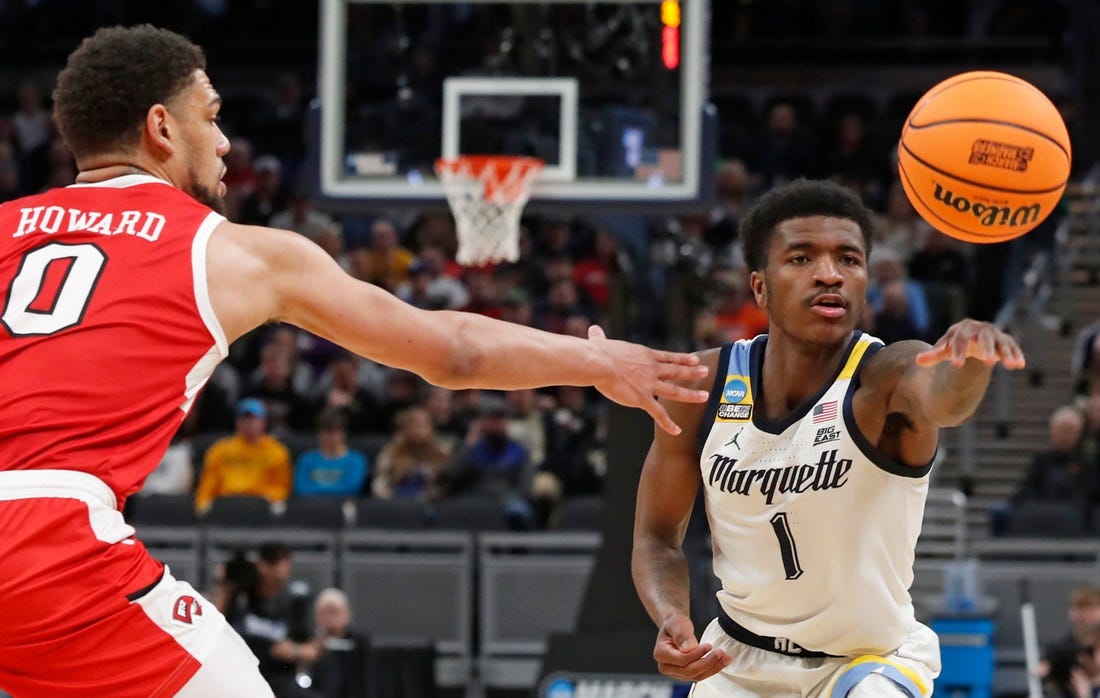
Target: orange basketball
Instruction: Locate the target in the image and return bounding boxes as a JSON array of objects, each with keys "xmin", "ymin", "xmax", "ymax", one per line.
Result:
[{"xmin": 897, "ymin": 70, "xmax": 1071, "ymax": 244}]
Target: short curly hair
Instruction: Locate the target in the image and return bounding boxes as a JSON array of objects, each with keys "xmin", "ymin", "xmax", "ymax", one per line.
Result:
[
  {"xmin": 53, "ymin": 25, "xmax": 206, "ymax": 161},
  {"xmin": 740, "ymin": 179, "xmax": 874, "ymax": 271}
]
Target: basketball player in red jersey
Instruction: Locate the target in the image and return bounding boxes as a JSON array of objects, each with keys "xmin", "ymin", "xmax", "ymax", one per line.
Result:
[{"xmin": 0, "ymin": 26, "xmax": 708, "ymax": 697}]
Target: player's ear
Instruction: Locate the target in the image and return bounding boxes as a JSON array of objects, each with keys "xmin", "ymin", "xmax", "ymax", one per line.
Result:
[
  {"xmin": 143, "ymin": 104, "xmax": 176, "ymax": 159},
  {"xmin": 750, "ymin": 270, "xmax": 767, "ymax": 308}
]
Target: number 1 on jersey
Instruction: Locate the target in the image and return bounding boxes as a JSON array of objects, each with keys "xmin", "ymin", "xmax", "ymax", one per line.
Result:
[{"xmin": 770, "ymin": 512, "xmax": 804, "ymax": 580}]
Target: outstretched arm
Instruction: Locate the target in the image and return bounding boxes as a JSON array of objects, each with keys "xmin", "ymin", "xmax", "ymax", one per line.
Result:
[
  {"xmin": 853, "ymin": 318, "xmax": 1025, "ymax": 466},
  {"xmin": 207, "ymin": 222, "xmax": 708, "ymax": 434},
  {"xmin": 908, "ymin": 318, "xmax": 1026, "ymax": 426},
  {"xmin": 633, "ymin": 350, "xmax": 730, "ymax": 681},
  {"xmin": 857, "ymin": 319, "xmax": 1025, "ymax": 464}
]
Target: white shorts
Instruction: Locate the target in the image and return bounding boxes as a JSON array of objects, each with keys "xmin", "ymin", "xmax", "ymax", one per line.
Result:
[
  {"xmin": 690, "ymin": 618, "xmax": 940, "ymax": 698},
  {"xmin": 132, "ymin": 566, "xmax": 275, "ymax": 698},
  {"xmin": 0, "ymin": 470, "xmax": 273, "ymax": 698}
]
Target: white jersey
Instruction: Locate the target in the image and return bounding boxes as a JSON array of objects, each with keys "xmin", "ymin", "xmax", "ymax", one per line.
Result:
[{"xmin": 699, "ymin": 331, "xmax": 933, "ymax": 657}]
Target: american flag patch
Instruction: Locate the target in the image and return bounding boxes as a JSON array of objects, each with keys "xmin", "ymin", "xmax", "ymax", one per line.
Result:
[{"xmin": 812, "ymin": 400, "xmax": 837, "ymax": 424}]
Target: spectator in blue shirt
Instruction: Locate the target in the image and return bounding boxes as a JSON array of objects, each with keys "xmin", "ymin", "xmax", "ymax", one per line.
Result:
[
  {"xmin": 294, "ymin": 408, "xmax": 369, "ymax": 497},
  {"xmin": 866, "ymin": 245, "xmax": 932, "ymax": 341},
  {"xmin": 447, "ymin": 401, "xmax": 531, "ymax": 499}
]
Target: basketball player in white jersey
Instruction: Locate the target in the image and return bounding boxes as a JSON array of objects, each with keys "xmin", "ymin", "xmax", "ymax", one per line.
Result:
[{"xmin": 633, "ymin": 179, "xmax": 1025, "ymax": 697}]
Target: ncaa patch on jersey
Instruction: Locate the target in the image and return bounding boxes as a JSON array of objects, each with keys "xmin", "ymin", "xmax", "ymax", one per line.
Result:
[
  {"xmin": 722, "ymin": 376, "xmax": 749, "ymax": 403},
  {"xmin": 718, "ymin": 403, "xmax": 752, "ymax": 421}
]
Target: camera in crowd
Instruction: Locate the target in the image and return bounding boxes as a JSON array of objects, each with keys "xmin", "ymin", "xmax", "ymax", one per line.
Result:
[
  {"xmin": 222, "ymin": 549, "xmax": 260, "ymax": 593},
  {"xmin": 218, "ymin": 542, "xmax": 312, "ymax": 642}
]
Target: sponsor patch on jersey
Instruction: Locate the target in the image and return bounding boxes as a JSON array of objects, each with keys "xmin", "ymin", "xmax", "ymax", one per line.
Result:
[
  {"xmin": 721, "ymin": 376, "xmax": 749, "ymax": 404},
  {"xmin": 717, "ymin": 403, "xmax": 752, "ymax": 421}
]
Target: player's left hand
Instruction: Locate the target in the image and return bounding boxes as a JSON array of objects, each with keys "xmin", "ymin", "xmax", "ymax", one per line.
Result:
[
  {"xmin": 587, "ymin": 325, "xmax": 709, "ymax": 436},
  {"xmin": 914, "ymin": 319, "xmax": 1026, "ymax": 370},
  {"xmin": 652, "ymin": 613, "xmax": 731, "ymax": 682}
]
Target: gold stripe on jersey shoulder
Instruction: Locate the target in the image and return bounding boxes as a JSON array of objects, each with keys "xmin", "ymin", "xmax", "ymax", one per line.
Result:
[{"xmin": 838, "ymin": 336, "xmax": 876, "ymax": 380}]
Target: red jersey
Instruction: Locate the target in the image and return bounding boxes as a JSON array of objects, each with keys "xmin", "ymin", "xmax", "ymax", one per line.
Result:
[{"xmin": 0, "ymin": 174, "xmax": 227, "ymax": 501}]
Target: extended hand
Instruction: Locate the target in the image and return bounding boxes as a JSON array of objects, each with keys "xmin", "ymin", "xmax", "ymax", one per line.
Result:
[
  {"xmin": 653, "ymin": 613, "xmax": 730, "ymax": 682},
  {"xmin": 914, "ymin": 319, "xmax": 1026, "ymax": 370},
  {"xmin": 587, "ymin": 326, "xmax": 709, "ymax": 436}
]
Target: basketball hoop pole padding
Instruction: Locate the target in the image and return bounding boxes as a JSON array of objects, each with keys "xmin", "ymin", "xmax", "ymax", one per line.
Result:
[{"xmin": 435, "ymin": 156, "xmax": 543, "ymax": 266}]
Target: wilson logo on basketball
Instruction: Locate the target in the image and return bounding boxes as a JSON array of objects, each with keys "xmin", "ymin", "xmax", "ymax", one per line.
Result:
[
  {"xmin": 172, "ymin": 595, "xmax": 203, "ymax": 625},
  {"xmin": 968, "ymin": 139, "xmax": 1034, "ymax": 172},
  {"xmin": 931, "ymin": 183, "xmax": 1041, "ymax": 228}
]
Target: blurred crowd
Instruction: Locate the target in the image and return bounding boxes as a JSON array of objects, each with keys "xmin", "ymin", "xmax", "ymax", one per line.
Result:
[
  {"xmin": 212, "ymin": 542, "xmax": 372, "ymax": 698},
  {"xmin": 0, "ymin": 62, "xmax": 1081, "ymax": 532},
  {"xmin": 0, "ymin": 0, "xmax": 1088, "ymax": 534},
  {"xmin": 709, "ymin": 0, "xmax": 1066, "ymax": 43},
  {"xmin": 994, "ymin": 331, "xmax": 1100, "ymax": 542},
  {"xmin": 0, "ymin": 4, "xmax": 1092, "ymax": 697}
]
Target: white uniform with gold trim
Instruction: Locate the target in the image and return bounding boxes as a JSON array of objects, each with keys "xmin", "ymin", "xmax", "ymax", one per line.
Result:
[{"xmin": 691, "ymin": 332, "xmax": 940, "ymax": 698}]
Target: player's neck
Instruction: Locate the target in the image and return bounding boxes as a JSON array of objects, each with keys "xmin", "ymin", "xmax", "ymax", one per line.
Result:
[
  {"xmin": 760, "ymin": 332, "xmax": 850, "ymax": 415},
  {"xmin": 76, "ymin": 163, "xmax": 158, "ymax": 183}
]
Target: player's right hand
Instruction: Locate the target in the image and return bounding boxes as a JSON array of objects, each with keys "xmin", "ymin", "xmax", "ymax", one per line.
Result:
[
  {"xmin": 914, "ymin": 318, "xmax": 1026, "ymax": 369},
  {"xmin": 653, "ymin": 613, "xmax": 731, "ymax": 682}
]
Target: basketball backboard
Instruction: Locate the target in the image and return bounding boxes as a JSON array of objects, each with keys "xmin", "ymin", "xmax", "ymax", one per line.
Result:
[{"xmin": 314, "ymin": 0, "xmax": 714, "ymax": 212}]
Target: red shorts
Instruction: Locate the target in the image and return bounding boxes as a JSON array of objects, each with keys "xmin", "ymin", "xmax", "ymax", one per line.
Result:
[{"xmin": 0, "ymin": 471, "xmax": 213, "ymax": 697}]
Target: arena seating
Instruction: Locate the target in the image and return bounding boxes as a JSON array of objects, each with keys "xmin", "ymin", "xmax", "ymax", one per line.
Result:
[
  {"xmin": 277, "ymin": 495, "xmax": 351, "ymax": 530},
  {"xmin": 135, "ymin": 486, "xmax": 1070, "ymax": 692},
  {"xmin": 429, "ymin": 495, "xmax": 512, "ymax": 532},
  {"xmin": 477, "ymin": 532, "xmax": 600, "ymax": 689},
  {"xmin": 353, "ymin": 497, "xmax": 431, "ymax": 529},
  {"xmin": 1003, "ymin": 500, "xmax": 1091, "ymax": 538},
  {"xmin": 550, "ymin": 495, "xmax": 604, "ymax": 531},
  {"xmin": 128, "ymin": 492, "xmax": 198, "ymax": 527},
  {"xmin": 202, "ymin": 494, "xmax": 277, "ymax": 527},
  {"xmin": 135, "ymin": 510, "xmax": 599, "ymax": 691}
]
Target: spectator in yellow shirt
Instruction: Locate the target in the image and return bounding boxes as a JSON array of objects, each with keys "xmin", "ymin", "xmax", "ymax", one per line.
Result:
[
  {"xmin": 348, "ymin": 218, "xmax": 414, "ymax": 292},
  {"xmin": 195, "ymin": 399, "xmax": 292, "ymax": 514}
]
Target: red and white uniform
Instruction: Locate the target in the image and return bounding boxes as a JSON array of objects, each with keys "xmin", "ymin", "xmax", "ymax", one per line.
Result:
[
  {"xmin": 0, "ymin": 174, "xmax": 226, "ymax": 497},
  {"xmin": 0, "ymin": 175, "xmax": 265, "ymax": 697}
]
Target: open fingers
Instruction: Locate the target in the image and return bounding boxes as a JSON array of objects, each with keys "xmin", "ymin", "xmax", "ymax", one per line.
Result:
[
  {"xmin": 653, "ymin": 378, "xmax": 710, "ymax": 404},
  {"xmin": 657, "ymin": 360, "xmax": 710, "ymax": 383},
  {"xmin": 645, "ymin": 397, "xmax": 682, "ymax": 436},
  {"xmin": 980, "ymin": 329, "xmax": 1026, "ymax": 369},
  {"xmin": 915, "ymin": 324, "xmax": 1026, "ymax": 370},
  {"xmin": 651, "ymin": 348, "xmax": 702, "ymax": 367},
  {"xmin": 996, "ymin": 333, "xmax": 1026, "ymax": 368},
  {"xmin": 976, "ymin": 329, "xmax": 998, "ymax": 363},
  {"xmin": 914, "ymin": 341, "xmax": 951, "ymax": 367}
]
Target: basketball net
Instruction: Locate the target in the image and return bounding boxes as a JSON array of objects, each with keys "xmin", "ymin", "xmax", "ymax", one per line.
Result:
[{"xmin": 435, "ymin": 155, "xmax": 544, "ymax": 266}]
